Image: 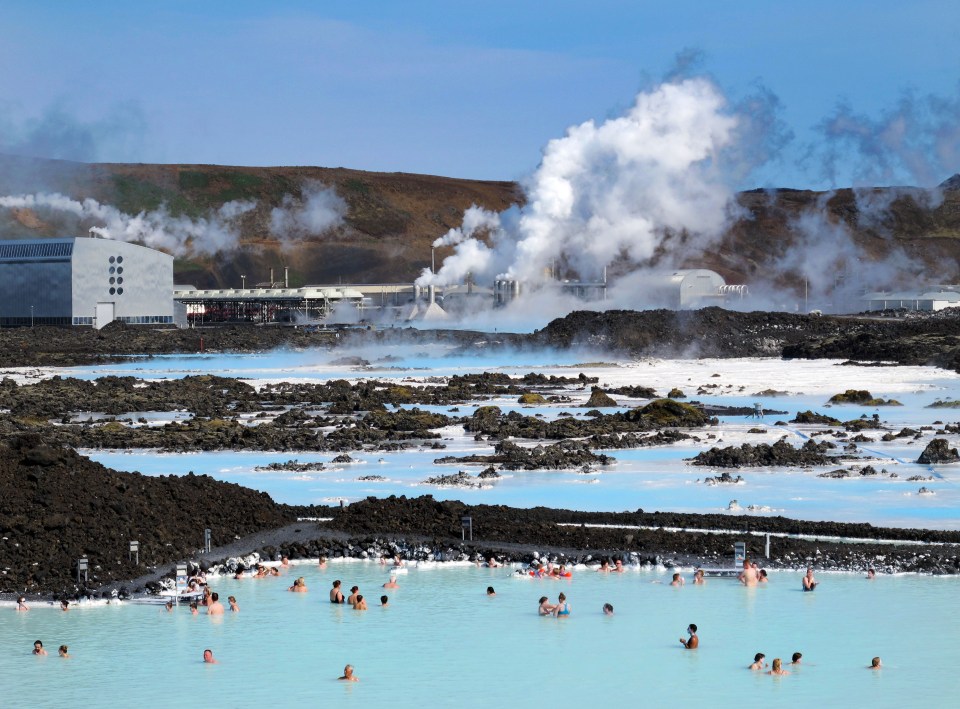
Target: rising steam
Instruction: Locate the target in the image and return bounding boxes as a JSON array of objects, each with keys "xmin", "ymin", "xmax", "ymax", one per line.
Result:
[
  {"xmin": 0, "ymin": 192, "xmax": 255, "ymax": 255},
  {"xmin": 269, "ymin": 180, "xmax": 347, "ymax": 244},
  {"xmin": 417, "ymin": 77, "xmax": 741, "ymax": 289}
]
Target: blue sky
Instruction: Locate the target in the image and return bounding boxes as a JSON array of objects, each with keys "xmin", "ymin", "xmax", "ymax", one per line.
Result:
[{"xmin": 0, "ymin": 1, "xmax": 957, "ymax": 188}]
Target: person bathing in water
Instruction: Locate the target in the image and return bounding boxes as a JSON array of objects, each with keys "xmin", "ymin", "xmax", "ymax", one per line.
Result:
[
  {"xmin": 553, "ymin": 593, "xmax": 570, "ymax": 617},
  {"xmin": 680, "ymin": 624, "xmax": 699, "ymax": 649}
]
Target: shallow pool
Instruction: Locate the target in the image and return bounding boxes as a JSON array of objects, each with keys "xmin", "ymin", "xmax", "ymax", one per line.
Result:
[{"xmin": 3, "ymin": 563, "xmax": 957, "ymax": 708}]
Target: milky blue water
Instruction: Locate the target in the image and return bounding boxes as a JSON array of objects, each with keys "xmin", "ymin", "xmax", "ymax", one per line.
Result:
[{"xmin": 3, "ymin": 564, "xmax": 957, "ymax": 708}]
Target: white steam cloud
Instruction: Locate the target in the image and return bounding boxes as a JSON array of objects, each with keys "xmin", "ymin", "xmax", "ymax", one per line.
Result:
[
  {"xmin": 269, "ymin": 180, "xmax": 347, "ymax": 244},
  {"xmin": 418, "ymin": 77, "xmax": 740, "ymax": 289},
  {"xmin": 0, "ymin": 192, "xmax": 255, "ymax": 255}
]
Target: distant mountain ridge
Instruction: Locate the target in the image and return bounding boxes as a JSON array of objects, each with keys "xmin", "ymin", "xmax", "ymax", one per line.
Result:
[{"xmin": 1, "ymin": 154, "xmax": 959, "ymax": 291}]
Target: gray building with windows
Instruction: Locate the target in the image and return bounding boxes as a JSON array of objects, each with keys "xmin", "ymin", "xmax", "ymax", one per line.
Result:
[{"xmin": 0, "ymin": 237, "xmax": 174, "ymax": 328}]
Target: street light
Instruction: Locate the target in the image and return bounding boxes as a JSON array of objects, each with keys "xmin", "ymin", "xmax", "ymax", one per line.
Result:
[
  {"xmin": 241, "ymin": 275, "xmax": 246, "ymax": 290},
  {"xmin": 30, "ymin": 305, "xmax": 34, "ymax": 327}
]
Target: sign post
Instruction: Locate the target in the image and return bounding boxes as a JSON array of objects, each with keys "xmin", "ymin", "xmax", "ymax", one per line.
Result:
[
  {"xmin": 129, "ymin": 541, "xmax": 139, "ymax": 566},
  {"xmin": 77, "ymin": 557, "xmax": 88, "ymax": 584},
  {"xmin": 461, "ymin": 516, "xmax": 473, "ymax": 542}
]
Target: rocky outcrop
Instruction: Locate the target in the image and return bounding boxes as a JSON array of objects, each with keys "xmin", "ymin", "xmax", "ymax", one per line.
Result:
[
  {"xmin": 582, "ymin": 388, "xmax": 618, "ymax": 408},
  {"xmin": 434, "ymin": 439, "xmax": 614, "ymax": 470},
  {"xmin": 690, "ymin": 439, "xmax": 836, "ymax": 468},
  {"xmin": 917, "ymin": 438, "xmax": 960, "ymax": 464}
]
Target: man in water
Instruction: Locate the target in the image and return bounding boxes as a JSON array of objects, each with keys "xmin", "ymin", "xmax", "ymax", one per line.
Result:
[
  {"xmin": 790, "ymin": 652, "xmax": 802, "ymax": 665},
  {"xmin": 164, "ymin": 601, "xmax": 174, "ymax": 612},
  {"xmin": 339, "ymin": 664, "xmax": 359, "ymax": 681},
  {"xmin": 207, "ymin": 592, "xmax": 225, "ymax": 615},
  {"xmin": 602, "ymin": 603, "xmax": 614, "ymax": 615},
  {"xmin": 613, "ymin": 559, "xmax": 625, "ymax": 573},
  {"xmin": 802, "ymin": 567, "xmax": 818, "ymax": 592},
  {"xmin": 538, "ymin": 596, "xmax": 555, "ymax": 616},
  {"xmin": 380, "ymin": 595, "xmax": 389, "ymax": 606},
  {"xmin": 228, "ymin": 596, "xmax": 239, "ymax": 612},
  {"xmin": 383, "ymin": 575, "xmax": 399, "ymax": 589},
  {"xmin": 739, "ymin": 559, "xmax": 758, "ymax": 586},
  {"xmin": 680, "ymin": 624, "xmax": 699, "ymax": 649},
  {"xmin": 869, "ymin": 657, "xmax": 882, "ymax": 670},
  {"xmin": 670, "ymin": 572, "xmax": 684, "ymax": 587},
  {"xmin": 354, "ymin": 594, "xmax": 368, "ymax": 610},
  {"xmin": 749, "ymin": 653, "xmax": 766, "ymax": 670},
  {"xmin": 866, "ymin": 568, "xmax": 876, "ymax": 580},
  {"xmin": 692, "ymin": 569, "xmax": 705, "ymax": 585},
  {"xmin": 486, "ymin": 587, "xmax": 496, "ymax": 596},
  {"xmin": 203, "ymin": 649, "xmax": 218, "ymax": 664},
  {"xmin": 32, "ymin": 640, "xmax": 47, "ymax": 656}
]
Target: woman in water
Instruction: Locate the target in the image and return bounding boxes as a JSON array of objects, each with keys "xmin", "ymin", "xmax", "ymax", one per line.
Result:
[
  {"xmin": 553, "ymin": 593, "xmax": 570, "ymax": 617},
  {"xmin": 330, "ymin": 580, "xmax": 345, "ymax": 604},
  {"xmin": 58, "ymin": 645, "xmax": 70, "ymax": 658},
  {"xmin": 538, "ymin": 596, "xmax": 555, "ymax": 616},
  {"xmin": 768, "ymin": 658, "xmax": 790, "ymax": 675}
]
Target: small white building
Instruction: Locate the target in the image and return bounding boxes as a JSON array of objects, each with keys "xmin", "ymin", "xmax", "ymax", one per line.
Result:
[{"xmin": 863, "ymin": 289, "xmax": 960, "ymax": 312}]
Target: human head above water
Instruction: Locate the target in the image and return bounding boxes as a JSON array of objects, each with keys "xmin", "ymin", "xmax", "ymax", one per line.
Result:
[{"xmin": 754, "ymin": 653, "xmax": 765, "ymax": 662}]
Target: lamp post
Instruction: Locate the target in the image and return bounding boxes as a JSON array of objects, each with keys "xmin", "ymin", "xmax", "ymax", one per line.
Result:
[
  {"xmin": 241, "ymin": 275, "xmax": 246, "ymax": 290},
  {"xmin": 30, "ymin": 305, "xmax": 34, "ymax": 327}
]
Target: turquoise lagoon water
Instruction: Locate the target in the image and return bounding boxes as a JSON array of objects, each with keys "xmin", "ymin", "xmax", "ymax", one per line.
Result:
[{"xmin": 3, "ymin": 564, "xmax": 958, "ymax": 708}]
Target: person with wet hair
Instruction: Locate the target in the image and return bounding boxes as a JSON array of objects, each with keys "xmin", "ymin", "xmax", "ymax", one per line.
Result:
[
  {"xmin": 339, "ymin": 664, "xmax": 359, "ymax": 681},
  {"xmin": 768, "ymin": 658, "xmax": 790, "ymax": 675},
  {"xmin": 330, "ymin": 580, "xmax": 345, "ymax": 604},
  {"xmin": 680, "ymin": 624, "xmax": 699, "ymax": 649},
  {"xmin": 749, "ymin": 653, "xmax": 766, "ymax": 670},
  {"xmin": 32, "ymin": 640, "xmax": 47, "ymax": 656}
]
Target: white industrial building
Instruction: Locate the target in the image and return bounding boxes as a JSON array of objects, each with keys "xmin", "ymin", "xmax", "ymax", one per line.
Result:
[
  {"xmin": 862, "ymin": 289, "xmax": 960, "ymax": 312},
  {"xmin": 0, "ymin": 237, "xmax": 174, "ymax": 328}
]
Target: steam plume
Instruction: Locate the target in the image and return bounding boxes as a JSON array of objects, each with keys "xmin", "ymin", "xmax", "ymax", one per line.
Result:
[
  {"xmin": 418, "ymin": 77, "xmax": 741, "ymax": 288},
  {"xmin": 0, "ymin": 192, "xmax": 254, "ymax": 255},
  {"xmin": 269, "ymin": 180, "xmax": 347, "ymax": 244}
]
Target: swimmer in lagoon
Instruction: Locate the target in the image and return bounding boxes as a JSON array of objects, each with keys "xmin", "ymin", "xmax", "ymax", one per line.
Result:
[
  {"xmin": 553, "ymin": 593, "xmax": 570, "ymax": 618},
  {"xmin": 318, "ymin": 556, "xmax": 328, "ymax": 569},
  {"xmin": 207, "ymin": 592, "xmax": 225, "ymax": 615},
  {"xmin": 597, "ymin": 560, "xmax": 611, "ymax": 572},
  {"xmin": 228, "ymin": 596, "xmax": 239, "ymax": 612},
  {"xmin": 693, "ymin": 569, "xmax": 705, "ymax": 585},
  {"xmin": 867, "ymin": 568, "xmax": 876, "ymax": 580},
  {"xmin": 233, "ymin": 567, "xmax": 245, "ymax": 580},
  {"xmin": 759, "ymin": 569, "xmax": 769, "ymax": 583},
  {"xmin": 33, "ymin": 640, "xmax": 47, "ymax": 656},
  {"xmin": 739, "ymin": 559, "xmax": 758, "ymax": 586},
  {"xmin": 602, "ymin": 603, "xmax": 614, "ymax": 616},
  {"xmin": 680, "ymin": 624, "xmax": 699, "ymax": 649},
  {"xmin": 289, "ymin": 577, "xmax": 308, "ymax": 593},
  {"xmin": 330, "ymin": 580, "xmax": 345, "ymax": 604},
  {"xmin": 203, "ymin": 649, "xmax": 218, "ymax": 664},
  {"xmin": 613, "ymin": 559, "xmax": 625, "ymax": 573},
  {"xmin": 189, "ymin": 602, "xmax": 199, "ymax": 615},
  {"xmin": 869, "ymin": 657, "xmax": 882, "ymax": 670},
  {"xmin": 281, "ymin": 556, "xmax": 290, "ymax": 568},
  {"xmin": 538, "ymin": 596, "xmax": 555, "ymax": 616},
  {"xmin": 790, "ymin": 652, "xmax": 802, "ymax": 665},
  {"xmin": 383, "ymin": 575, "xmax": 399, "ymax": 589},
  {"xmin": 486, "ymin": 556, "xmax": 501, "ymax": 568},
  {"xmin": 347, "ymin": 586, "xmax": 360, "ymax": 607},
  {"xmin": 802, "ymin": 568, "xmax": 818, "ymax": 592},
  {"xmin": 487, "ymin": 587, "xmax": 496, "ymax": 597},
  {"xmin": 380, "ymin": 595, "xmax": 389, "ymax": 606},
  {"xmin": 354, "ymin": 594, "xmax": 368, "ymax": 610},
  {"xmin": 670, "ymin": 572, "xmax": 684, "ymax": 587},
  {"xmin": 768, "ymin": 658, "xmax": 789, "ymax": 675},
  {"xmin": 164, "ymin": 601, "xmax": 174, "ymax": 612},
  {"xmin": 60, "ymin": 600, "xmax": 69, "ymax": 611},
  {"xmin": 58, "ymin": 645, "xmax": 70, "ymax": 658},
  {"xmin": 339, "ymin": 664, "xmax": 359, "ymax": 681},
  {"xmin": 16, "ymin": 596, "xmax": 28, "ymax": 611},
  {"xmin": 749, "ymin": 653, "xmax": 767, "ymax": 670}
]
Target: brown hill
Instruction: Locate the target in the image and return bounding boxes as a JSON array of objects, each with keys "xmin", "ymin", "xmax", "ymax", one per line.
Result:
[{"xmin": 1, "ymin": 154, "xmax": 959, "ymax": 291}]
